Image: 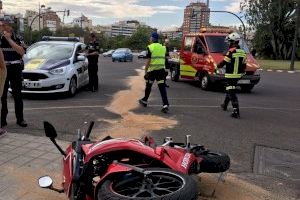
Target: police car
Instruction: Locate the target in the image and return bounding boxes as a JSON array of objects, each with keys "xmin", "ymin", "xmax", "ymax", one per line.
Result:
[{"xmin": 21, "ymin": 37, "xmax": 89, "ymax": 96}]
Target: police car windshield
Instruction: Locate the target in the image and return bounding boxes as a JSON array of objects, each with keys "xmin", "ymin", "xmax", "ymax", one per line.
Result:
[
  {"xmin": 114, "ymin": 49, "xmax": 127, "ymax": 53},
  {"xmin": 26, "ymin": 43, "xmax": 74, "ymax": 60},
  {"xmin": 206, "ymin": 36, "xmax": 250, "ymax": 54}
]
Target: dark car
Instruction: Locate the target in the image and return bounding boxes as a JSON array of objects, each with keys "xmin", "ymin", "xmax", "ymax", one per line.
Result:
[{"xmin": 112, "ymin": 48, "xmax": 133, "ymax": 62}]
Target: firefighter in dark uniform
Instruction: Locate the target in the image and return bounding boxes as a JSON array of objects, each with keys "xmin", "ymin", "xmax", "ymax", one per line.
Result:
[
  {"xmin": 217, "ymin": 32, "xmax": 246, "ymax": 118},
  {"xmin": 86, "ymin": 33, "xmax": 100, "ymax": 92},
  {"xmin": 139, "ymin": 32, "xmax": 169, "ymax": 113},
  {"xmin": 0, "ymin": 18, "xmax": 27, "ymax": 127}
]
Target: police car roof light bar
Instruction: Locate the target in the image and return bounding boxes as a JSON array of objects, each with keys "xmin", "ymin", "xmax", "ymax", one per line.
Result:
[{"xmin": 42, "ymin": 36, "xmax": 80, "ymax": 42}]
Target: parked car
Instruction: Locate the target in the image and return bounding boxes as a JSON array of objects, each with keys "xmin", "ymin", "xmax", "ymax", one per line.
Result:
[
  {"xmin": 103, "ymin": 49, "xmax": 115, "ymax": 57},
  {"xmin": 21, "ymin": 36, "xmax": 89, "ymax": 96},
  {"xmin": 138, "ymin": 50, "xmax": 147, "ymax": 59},
  {"xmin": 112, "ymin": 48, "xmax": 133, "ymax": 62}
]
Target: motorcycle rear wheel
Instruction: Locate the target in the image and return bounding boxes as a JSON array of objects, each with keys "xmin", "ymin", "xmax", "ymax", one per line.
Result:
[{"xmin": 97, "ymin": 168, "xmax": 198, "ymax": 200}]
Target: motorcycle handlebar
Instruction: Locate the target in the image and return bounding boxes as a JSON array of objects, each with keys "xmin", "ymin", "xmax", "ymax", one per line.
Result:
[{"xmin": 85, "ymin": 121, "xmax": 94, "ymax": 139}]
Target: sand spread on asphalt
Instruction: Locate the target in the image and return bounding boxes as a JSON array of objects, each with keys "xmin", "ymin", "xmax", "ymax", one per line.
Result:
[{"xmin": 97, "ymin": 69, "xmax": 178, "ymax": 139}]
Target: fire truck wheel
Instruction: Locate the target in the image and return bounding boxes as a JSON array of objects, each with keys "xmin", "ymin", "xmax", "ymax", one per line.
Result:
[
  {"xmin": 200, "ymin": 73, "xmax": 211, "ymax": 90},
  {"xmin": 170, "ymin": 65, "xmax": 179, "ymax": 82}
]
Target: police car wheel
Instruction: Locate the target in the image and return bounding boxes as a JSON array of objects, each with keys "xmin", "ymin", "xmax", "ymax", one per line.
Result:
[{"xmin": 68, "ymin": 77, "xmax": 77, "ymax": 96}]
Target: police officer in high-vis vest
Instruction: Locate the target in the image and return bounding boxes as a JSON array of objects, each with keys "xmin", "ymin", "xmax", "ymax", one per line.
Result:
[
  {"xmin": 217, "ymin": 32, "xmax": 246, "ymax": 118},
  {"xmin": 139, "ymin": 32, "xmax": 169, "ymax": 113},
  {"xmin": 0, "ymin": 18, "xmax": 27, "ymax": 128}
]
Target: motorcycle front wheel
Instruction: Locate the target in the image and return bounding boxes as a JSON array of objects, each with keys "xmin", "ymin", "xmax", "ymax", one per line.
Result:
[{"xmin": 97, "ymin": 168, "xmax": 198, "ymax": 200}]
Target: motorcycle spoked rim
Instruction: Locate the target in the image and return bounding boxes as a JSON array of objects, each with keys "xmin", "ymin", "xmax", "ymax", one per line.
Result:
[{"xmin": 109, "ymin": 170, "xmax": 186, "ymax": 198}]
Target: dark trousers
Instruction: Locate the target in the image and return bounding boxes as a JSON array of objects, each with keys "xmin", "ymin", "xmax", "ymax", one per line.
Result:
[
  {"xmin": 88, "ymin": 62, "xmax": 98, "ymax": 91},
  {"xmin": 223, "ymin": 78, "xmax": 239, "ymax": 112},
  {"xmin": 1, "ymin": 65, "xmax": 24, "ymax": 125},
  {"xmin": 142, "ymin": 69, "xmax": 169, "ymax": 106}
]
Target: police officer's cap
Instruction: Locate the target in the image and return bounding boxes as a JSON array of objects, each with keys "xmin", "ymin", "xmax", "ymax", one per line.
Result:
[{"xmin": 151, "ymin": 32, "xmax": 159, "ymax": 40}]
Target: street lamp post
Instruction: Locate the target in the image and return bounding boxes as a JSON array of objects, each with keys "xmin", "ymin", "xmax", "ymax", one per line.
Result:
[
  {"xmin": 290, "ymin": 1, "xmax": 300, "ymax": 71},
  {"xmin": 29, "ymin": 10, "xmax": 70, "ymax": 44},
  {"xmin": 192, "ymin": 10, "xmax": 247, "ymax": 39}
]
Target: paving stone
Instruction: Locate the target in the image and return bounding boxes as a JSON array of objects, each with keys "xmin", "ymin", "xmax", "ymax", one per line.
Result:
[
  {"xmin": 9, "ymin": 140, "xmax": 30, "ymax": 147},
  {"xmin": 39, "ymin": 152, "xmax": 61, "ymax": 161},
  {"xmin": 26, "ymin": 149, "xmax": 47, "ymax": 158},
  {"xmin": 35, "ymin": 144, "xmax": 56, "ymax": 152},
  {"xmin": 0, "ymin": 137, "xmax": 15, "ymax": 145},
  {"xmin": 24, "ymin": 158, "xmax": 51, "ymax": 168},
  {"xmin": 8, "ymin": 156, "xmax": 35, "ymax": 167},
  {"xmin": 0, "ymin": 144, "xmax": 18, "ymax": 152},
  {"xmin": 8, "ymin": 147, "xmax": 32, "ymax": 156},
  {"xmin": 22, "ymin": 142, "xmax": 42, "ymax": 149}
]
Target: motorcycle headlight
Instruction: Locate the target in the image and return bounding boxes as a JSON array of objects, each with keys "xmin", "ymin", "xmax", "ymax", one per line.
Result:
[{"xmin": 50, "ymin": 67, "xmax": 66, "ymax": 75}]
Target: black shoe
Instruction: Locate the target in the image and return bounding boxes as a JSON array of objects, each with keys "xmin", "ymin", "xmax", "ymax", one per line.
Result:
[
  {"xmin": 1, "ymin": 121, "xmax": 7, "ymax": 128},
  {"xmin": 17, "ymin": 120, "xmax": 28, "ymax": 127},
  {"xmin": 139, "ymin": 99, "xmax": 148, "ymax": 107},
  {"xmin": 231, "ymin": 109, "xmax": 240, "ymax": 119},
  {"xmin": 161, "ymin": 105, "xmax": 169, "ymax": 113},
  {"xmin": 221, "ymin": 104, "xmax": 227, "ymax": 111}
]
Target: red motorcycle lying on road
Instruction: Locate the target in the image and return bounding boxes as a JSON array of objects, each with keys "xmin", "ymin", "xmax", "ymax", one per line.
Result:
[{"xmin": 38, "ymin": 121, "xmax": 230, "ymax": 200}]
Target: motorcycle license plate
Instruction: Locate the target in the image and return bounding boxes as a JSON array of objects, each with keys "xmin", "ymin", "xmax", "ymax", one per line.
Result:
[
  {"xmin": 238, "ymin": 80, "xmax": 251, "ymax": 84},
  {"xmin": 23, "ymin": 81, "xmax": 41, "ymax": 88}
]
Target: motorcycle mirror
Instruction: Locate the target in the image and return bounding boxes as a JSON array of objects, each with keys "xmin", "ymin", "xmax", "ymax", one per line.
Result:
[
  {"xmin": 38, "ymin": 176, "xmax": 53, "ymax": 188},
  {"xmin": 44, "ymin": 121, "xmax": 57, "ymax": 139}
]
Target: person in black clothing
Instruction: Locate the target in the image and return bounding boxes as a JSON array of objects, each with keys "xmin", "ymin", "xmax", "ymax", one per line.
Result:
[
  {"xmin": 217, "ymin": 32, "xmax": 247, "ymax": 118},
  {"xmin": 163, "ymin": 38, "xmax": 170, "ymax": 88},
  {"xmin": 86, "ymin": 33, "xmax": 100, "ymax": 92},
  {"xmin": 0, "ymin": 19, "xmax": 27, "ymax": 127}
]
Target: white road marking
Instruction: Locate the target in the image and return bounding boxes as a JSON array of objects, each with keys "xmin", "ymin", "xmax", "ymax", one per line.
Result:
[{"xmin": 22, "ymin": 105, "xmax": 300, "ymax": 112}]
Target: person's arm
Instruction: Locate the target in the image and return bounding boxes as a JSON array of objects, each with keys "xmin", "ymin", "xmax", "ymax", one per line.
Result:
[
  {"xmin": 145, "ymin": 47, "xmax": 151, "ymax": 73},
  {"xmin": 89, "ymin": 42, "xmax": 100, "ymax": 56},
  {"xmin": 0, "ymin": 49, "xmax": 5, "ymax": 69},
  {"xmin": 3, "ymin": 32, "xmax": 25, "ymax": 56},
  {"xmin": 217, "ymin": 51, "xmax": 231, "ymax": 68}
]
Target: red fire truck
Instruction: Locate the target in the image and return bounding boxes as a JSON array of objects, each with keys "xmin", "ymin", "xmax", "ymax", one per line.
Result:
[{"xmin": 168, "ymin": 28, "xmax": 261, "ymax": 92}]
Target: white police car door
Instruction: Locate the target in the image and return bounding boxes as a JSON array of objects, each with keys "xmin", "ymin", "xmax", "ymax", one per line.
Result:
[{"xmin": 73, "ymin": 45, "xmax": 87, "ymax": 87}]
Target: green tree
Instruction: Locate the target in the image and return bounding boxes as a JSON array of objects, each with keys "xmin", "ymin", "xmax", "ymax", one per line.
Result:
[{"xmin": 241, "ymin": 0, "xmax": 299, "ymax": 59}]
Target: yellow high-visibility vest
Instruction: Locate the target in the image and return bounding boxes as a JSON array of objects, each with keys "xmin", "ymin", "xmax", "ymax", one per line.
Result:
[{"xmin": 148, "ymin": 43, "xmax": 166, "ymax": 72}]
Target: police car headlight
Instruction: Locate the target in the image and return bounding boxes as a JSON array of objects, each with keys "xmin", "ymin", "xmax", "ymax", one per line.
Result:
[{"xmin": 50, "ymin": 67, "xmax": 66, "ymax": 75}]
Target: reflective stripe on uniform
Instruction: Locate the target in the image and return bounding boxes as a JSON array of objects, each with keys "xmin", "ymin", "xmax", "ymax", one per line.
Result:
[
  {"xmin": 5, "ymin": 60, "xmax": 22, "ymax": 65},
  {"xmin": 224, "ymin": 56, "xmax": 231, "ymax": 62},
  {"xmin": 2, "ymin": 48, "xmax": 15, "ymax": 52},
  {"xmin": 225, "ymin": 73, "xmax": 242, "ymax": 78},
  {"xmin": 157, "ymin": 80, "xmax": 165, "ymax": 84},
  {"xmin": 226, "ymin": 86, "xmax": 236, "ymax": 90}
]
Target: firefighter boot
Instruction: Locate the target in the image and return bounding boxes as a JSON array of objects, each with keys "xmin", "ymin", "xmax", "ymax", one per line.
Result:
[
  {"xmin": 161, "ymin": 105, "xmax": 169, "ymax": 113},
  {"xmin": 221, "ymin": 103, "xmax": 228, "ymax": 111},
  {"xmin": 139, "ymin": 99, "xmax": 148, "ymax": 107},
  {"xmin": 231, "ymin": 108, "xmax": 240, "ymax": 118}
]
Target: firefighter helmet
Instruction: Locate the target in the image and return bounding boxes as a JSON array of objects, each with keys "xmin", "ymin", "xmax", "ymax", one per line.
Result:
[{"xmin": 226, "ymin": 32, "xmax": 241, "ymax": 42}]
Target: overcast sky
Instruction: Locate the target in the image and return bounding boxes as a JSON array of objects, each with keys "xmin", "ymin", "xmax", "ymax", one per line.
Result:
[{"xmin": 3, "ymin": 0, "xmax": 244, "ymax": 30}]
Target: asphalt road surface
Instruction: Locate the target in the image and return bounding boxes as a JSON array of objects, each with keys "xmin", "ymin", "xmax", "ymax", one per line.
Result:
[{"xmin": 4, "ymin": 56, "xmax": 300, "ymax": 198}]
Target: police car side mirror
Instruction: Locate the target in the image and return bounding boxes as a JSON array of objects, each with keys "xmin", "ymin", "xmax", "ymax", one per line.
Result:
[{"xmin": 77, "ymin": 55, "xmax": 85, "ymax": 61}]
